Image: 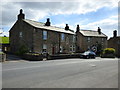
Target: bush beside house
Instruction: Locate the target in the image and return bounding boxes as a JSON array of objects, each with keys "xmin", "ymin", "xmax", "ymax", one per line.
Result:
[{"xmin": 101, "ymin": 48, "xmax": 115, "ymax": 58}]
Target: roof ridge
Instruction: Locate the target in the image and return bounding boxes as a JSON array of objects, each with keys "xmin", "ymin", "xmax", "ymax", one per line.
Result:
[
  {"xmin": 23, "ymin": 19, "xmax": 75, "ymax": 34},
  {"xmin": 81, "ymin": 29, "xmax": 97, "ymax": 32},
  {"xmin": 24, "ymin": 19, "xmax": 45, "ymax": 25},
  {"xmin": 24, "ymin": 19, "xmax": 74, "ymax": 31}
]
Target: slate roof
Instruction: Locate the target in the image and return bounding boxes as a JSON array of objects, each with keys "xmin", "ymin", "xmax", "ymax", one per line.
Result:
[
  {"xmin": 109, "ymin": 36, "xmax": 120, "ymax": 40},
  {"xmin": 79, "ymin": 30, "xmax": 107, "ymax": 37},
  {"xmin": 23, "ymin": 19, "xmax": 75, "ymax": 35}
]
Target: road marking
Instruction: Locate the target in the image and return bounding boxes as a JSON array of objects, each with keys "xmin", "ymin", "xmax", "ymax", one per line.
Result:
[{"xmin": 90, "ymin": 64, "xmax": 96, "ymax": 67}]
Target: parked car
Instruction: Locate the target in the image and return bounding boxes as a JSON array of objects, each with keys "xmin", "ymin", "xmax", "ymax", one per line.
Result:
[{"xmin": 80, "ymin": 51, "xmax": 96, "ymax": 59}]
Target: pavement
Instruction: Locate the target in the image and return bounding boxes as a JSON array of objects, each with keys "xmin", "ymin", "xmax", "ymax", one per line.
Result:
[
  {"xmin": 5, "ymin": 54, "xmax": 25, "ymax": 62},
  {"xmin": 2, "ymin": 56, "xmax": 119, "ymax": 88}
]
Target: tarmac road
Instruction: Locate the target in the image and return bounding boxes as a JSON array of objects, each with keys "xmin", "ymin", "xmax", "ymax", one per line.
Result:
[{"xmin": 2, "ymin": 57, "xmax": 119, "ymax": 88}]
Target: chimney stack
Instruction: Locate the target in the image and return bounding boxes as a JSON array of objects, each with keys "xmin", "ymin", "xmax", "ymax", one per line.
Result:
[
  {"xmin": 45, "ymin": 18, "xmax": 51, "ymax": 26},
  {"xmin": 113, "ymin": 30, "xmax": 117, "ymax": 37},
  {"xmin": 65, "ymin": 24, "xmax": 69, "ymax": 30},
  {"xmin": 18, "ymin": 9, "xmax": 25, "ymax": 20},
  {"xmin": 98, "ymin": 27, "xmax": 101, "ymax": 34},
  {"xmin": 76, "ymin": 24, "xmax": 80, "ymax": 32}
]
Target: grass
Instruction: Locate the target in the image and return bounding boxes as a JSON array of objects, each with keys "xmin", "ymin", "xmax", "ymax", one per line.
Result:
[
  {"xmin": 0, "ymin": 52, "xmax": 4, "ymax": 54},
  {"xmin": 0, "ymin": 36, "xmax": 9, "ymax": 44}
]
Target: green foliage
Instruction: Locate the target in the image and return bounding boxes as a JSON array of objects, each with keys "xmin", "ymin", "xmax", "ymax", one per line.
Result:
[
  {"xmin": 0, "ymin": 37, "xmax": 9, "ymax": 44},
  {"xmin": 0, "ymin": 52, "xmax": 4, "ymax": 55},
  {"xmin": 103, "ymin": 48, "xmax": 115, "ymax": 54},
  {"xmin": 16, "ymin": 45, "xmax": 29, "ymax": 55},
  {"xmin": 25, "ymin": 53, "xmax": 42, "ymax": 56}
]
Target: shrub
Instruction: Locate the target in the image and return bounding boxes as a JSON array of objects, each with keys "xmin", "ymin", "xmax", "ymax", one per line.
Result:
[
  {"xmin": 25, "ymin": 53, "xmax": 41, "ymax": 56},
  {"xmin": 102, "ymin": 48, "xmax": 115, "ymax": 54},
  {"xmin": 16, "ymin": 45, "xmax": 29, "ymax": 55}
]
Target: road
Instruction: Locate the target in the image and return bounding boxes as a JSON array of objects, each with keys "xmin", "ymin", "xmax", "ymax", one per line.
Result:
[{"xmin": 2, "ymin": 57, "xmax": 118, "ymax": 88}]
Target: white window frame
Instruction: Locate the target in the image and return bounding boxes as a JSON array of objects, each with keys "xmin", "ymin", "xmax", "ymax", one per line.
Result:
[
  {"xmin": 19, "ymin": 32, "xmax": 23, "ymax": 38},
  {"xmin": 73, "ymin": 35, "xmax": 76, "ymax": 42},
  {"xmin": 66, "ymin": 37, "xmax": 69, "ymax": 44},
  {"xmin": 70, "ymin": 45, "xmax": 75, "ymax": 52},
  {"xmin": 43, "ymin": 44, "xmax": 47, "ymax": 52},
  {"xmin": 43, "ymin": 31, "xmax": 47, "ymax": 40},
  {"xmin": 61, "ymin": 33, "xmax": 65, "ymax": 41},
  {"xmin": 102, "ymin": 38, "xmax": 104, "ymax": 41},
  {"xmin": 60, "ymin": 46, "xmax": 63, "ymax": 52},
  {"xmin": 87, "ymin": 37, "xmax": 91, "ymax": 42}
]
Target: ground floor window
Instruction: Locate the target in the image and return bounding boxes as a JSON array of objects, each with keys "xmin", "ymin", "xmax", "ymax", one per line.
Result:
[
  {"xmin": 43, "ymin": 44, "xmax": 47, "ymax": 52},
  {"xmin": 70, "ymin": 45, "xmax": 75, "ymax": 52},
  {"xmin": 60, "ymin": 46, "xmax": 63, "ymax": 53}
]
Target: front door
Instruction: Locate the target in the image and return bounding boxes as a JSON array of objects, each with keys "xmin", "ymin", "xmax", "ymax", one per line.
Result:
[{"xmin": 52, "ymin": 47, "xmax": 55, "ymax": 54}]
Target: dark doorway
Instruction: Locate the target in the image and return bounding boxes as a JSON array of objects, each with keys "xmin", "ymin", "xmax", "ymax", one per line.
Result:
[{"xmin": 52, "ymin": 47, "xmax": 55, "ymax": 55}]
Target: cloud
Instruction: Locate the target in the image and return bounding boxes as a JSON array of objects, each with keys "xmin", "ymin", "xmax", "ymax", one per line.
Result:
[
  {"xmin": 1, "ymin": 0, "xmax": 118, "ymax": 26},
  {"xmin": 1, "ymin": 0, "xmax": 118, "ymax": 37},
  {"xmin": 53, "ymin": 23, "xmax": 75, "ymax": 32},
  {"xmin": 0, "ymin": 29, "xmax": 3, "ymax": 34},
  {"xmin": 0, "ymin": 31, "xmax": 9, "ymax": 36},
  {"xmin": 79, "ymin": 15, "xmax": 118, "ymax": 38}
]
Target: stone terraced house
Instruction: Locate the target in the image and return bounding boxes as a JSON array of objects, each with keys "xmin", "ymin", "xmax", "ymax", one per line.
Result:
[
  {"xmin": 76, "ymin": 25, "xmax": 107, "ymax": 54},
  {"xmin": 9, "ymin": 9, "xmax": 76, "ymax": 55},
  {"xmin": 108, "ymin": 30, "xmax": 120, "ymax": 57}
]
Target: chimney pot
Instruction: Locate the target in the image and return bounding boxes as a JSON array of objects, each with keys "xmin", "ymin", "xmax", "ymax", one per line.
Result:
[
  {"xmin": 113, "ymin": 30, "xmax": 117, "ymax": 37},
  {"xmin": 76, "ymin": 24, "xmax": 80, "ymax": 32},
  {"xmin": 98, "ymin": 27, "xmax": 101, "ymax": 34},
  {"xmin": 18, "ymin": 9, "xmax": 25, "ymax": 20},
  {"xmin": 45, "ymin": 18, "xmax": 51, "ymax": 26},
  {"xmin": 65, "ymin": 24, "xmax": 69, "ymax": 30}
]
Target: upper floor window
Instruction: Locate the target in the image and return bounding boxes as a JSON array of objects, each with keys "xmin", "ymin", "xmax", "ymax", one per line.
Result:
[
  {"xmin": 19, "ymin": 32, "xmax": 23, "ymax": 38},
  {"xmin": 73, "ymin": 35, "xmax": 76, "ymax": 42},
  {"xmin": 61, "ymin": 33, "xmax": 65, "ymax": 41},
  {"xmin": 66, "ymin": 37, "xmax": 69, "ymax": 44},
  {"xmin": 87, "ymin": 37, "xmax": 91, "ymax": 42},
  {"xmin": 102, "ymin": 38, "xmax": 104, "ymax": 41},
  {"xmin": 43, "ymin": 31, "xmax": 47, "ymax": 40}
]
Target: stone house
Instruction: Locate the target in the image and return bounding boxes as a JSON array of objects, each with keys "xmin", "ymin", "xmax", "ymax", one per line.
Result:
[
  {"xmin": 9, "ymin": 9, "xmax": 76, "ymax": 55},
  {"xmin": 108, "ymin": 30, "xmax": 120, "ymax": 57},
  {"xmin": 76, "ymin": 25, "xmax": 107, "ymax": 54}
]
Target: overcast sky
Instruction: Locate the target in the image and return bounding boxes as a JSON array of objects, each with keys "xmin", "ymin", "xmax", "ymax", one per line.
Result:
[{"xmin": 0, "ymin": 0, "xmax": 119, "ymax": 38}]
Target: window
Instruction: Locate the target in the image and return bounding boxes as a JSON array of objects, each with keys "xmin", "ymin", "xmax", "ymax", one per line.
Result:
[
  {"xmin": 73, "ymin": 45, "xmax": 75, "ymax": 52},
  {"xmin": 70, "ymin": 46, "xmax": 72, "ymax": 52},
  {"xmin": 102, "ymin": 38, "xmax": 104, "ymax": 41},
  {"xmin": 60, "ymin": 46, "xmax": 63, "ymax": 52},
  {"xmin": 88, "ymin": 46, "xmax": 90, "ymax": 49},
  {"xmin": 66, "ymin": 37, "xmax": 69, "ymax": 44},
  {"xmin": 87, "ymin": 37, "xmax": 91, "ymax": 42},
  {"xmin": 19, "ymin": 32, "xmax": 22, "ymax": 37},
  {"xmin": 73, "ymin": 35, "xmax": 76, "ymax": 42},
  {"xmin": 43, "ymin": 44, "xmax": 47, "ymax": 52},
  {"xmin": 43, "ymin": 31, "xmax": 47, "ymax": 40},
  {"xmin": 70, "ymin": 45, "xmax": 75, "ymax": 52},
  {"xmin": 61, "ymin": 33, "xmax": 65, "ymax": 41}
]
